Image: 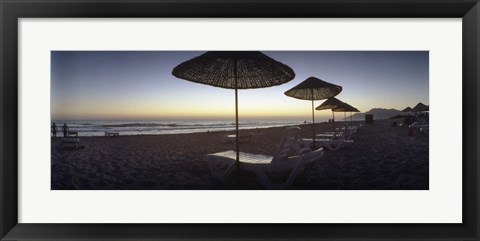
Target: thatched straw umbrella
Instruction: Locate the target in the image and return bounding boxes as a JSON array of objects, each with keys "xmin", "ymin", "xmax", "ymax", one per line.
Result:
[
  {"xmin": 315, "ymin": 97, "xmax": 347, "ymax": 133},
  {"xmin": 333, "ymin": 101, "xmax": 360, "ymax": 122},
  {"xmin": 401, "ymin": 107, "xmax": 413, "ymax": 112},
  {"xmin": 172, "ymin": 51, "xmax": 295, "ymax": 166},
  {"xmin": 284, "ymin": 77, "xmax": 342, "ymax": 147}
]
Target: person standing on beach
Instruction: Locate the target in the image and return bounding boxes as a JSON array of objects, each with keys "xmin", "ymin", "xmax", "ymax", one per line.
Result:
[
  {"xmin": 62, "ymin": 123, "xmax": 69, "ymax": 137},
  {"xmin": 51, "ymin": 123, "xmax": 57, "ymax": 137}
]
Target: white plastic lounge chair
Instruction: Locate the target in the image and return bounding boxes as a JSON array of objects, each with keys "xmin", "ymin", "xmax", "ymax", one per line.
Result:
[
  {"xmin": 317, "ymin": 130, "xmax": 353, "ymax": 141},
  {"xmin": 223, "ymin": 134, "xmax": 251, "ymax": 143},
  {"xmin": 67, "ymin": 131, "xmax": 78, "ymax": 137},
  {"xmin": 105, "ymin": 131, "xmax": 119, "ymax": 137},
  {"xmin": 302, "ymin": 135, "xmax": 353, "ymax": 151},
  {"xmin": 207, "ymin": 126, "xmax": 324, "ymax": 189},
  {"xmin": 409, "ymin": 122, "xmax": 429, "ymax": 136},
  {"xmin": 348, "ymin": 125, "xmax": 359, "ymax": 132},
  {"xmin": 309, "ymin": 126, "xmax": 355, "ymax": 149},
  {"xmin": 335, "ymin": 124, "xmax": 360, "ymax": 139}
]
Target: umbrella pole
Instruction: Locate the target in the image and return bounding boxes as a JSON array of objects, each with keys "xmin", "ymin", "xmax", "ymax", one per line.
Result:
[
  {"xmin": 235, "ymin": 88, "xmax": 239, "ymax": 168},
  {"xmin": 332, "ymin": 110, "xmax": 336, "ymax": 133},
  {"xmin": 234, "ymin": 59, "xmax": 240, "ymax": 169},
  {"xmin": 311, "ymin": 98, "xmax": 315, "ymax": 148}
]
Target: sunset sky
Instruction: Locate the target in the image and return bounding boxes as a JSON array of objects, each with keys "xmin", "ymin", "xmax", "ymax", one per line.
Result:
[{"xmin": 51, "ymin": 51, "xmax": 428, "ymax": 121}]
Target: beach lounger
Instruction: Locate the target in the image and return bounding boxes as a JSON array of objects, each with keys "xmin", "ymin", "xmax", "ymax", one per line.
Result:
[
  {"xmin": 409, "ymin": 122, "xmax": 429, "ymax": 136},
  {"xmin": 315, "ymin": 124, "xmax": 357, "ymax": 143},
  {"xmin": 208, "ymin": 126, "xmax": 324, "ymax": 190},
  {"xmin": 302, "ymin": 137, "xmax": 353, "ymax": 151},
  {"xmin": 317, "ymin": 131, "xmax": 352, "ymax": 141},
  {"xmin": 105, "ymin": 131, "xmax": 120, "ymax": 137},
  {"xmin": 223, "ymin": 134, "xmax": 251, "ymax": 143},
  {"xmin": 67, "ymin": 131, "xmax": 78, "ymax": 137},
  {"xmin": 62, "ymin": 137, "xmax": 80, "ymax": 149},
  {"xmin": 337, "ymin": 125, "xmax": 359, "ymax": 136}
]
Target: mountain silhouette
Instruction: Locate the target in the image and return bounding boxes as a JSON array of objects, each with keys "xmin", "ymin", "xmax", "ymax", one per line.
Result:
[{"xmin": 350, "ymin": 108, "xmax": 404, "ymax": 120}]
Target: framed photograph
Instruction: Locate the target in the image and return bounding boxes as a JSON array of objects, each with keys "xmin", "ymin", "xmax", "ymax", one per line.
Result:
[{"xmin": 1, "ymin": 0, "xmax": 478, "ymax": 240}]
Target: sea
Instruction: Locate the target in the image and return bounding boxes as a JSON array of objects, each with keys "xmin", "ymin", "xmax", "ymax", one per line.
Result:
[{"xmin": 51, "ymin": 120, "xmax": 306, "ymax": 137}]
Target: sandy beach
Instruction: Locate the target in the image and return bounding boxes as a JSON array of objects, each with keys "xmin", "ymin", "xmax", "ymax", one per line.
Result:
[{"xmin": 51, "ymin": 119, "xmax": 428, "ymax": 190}]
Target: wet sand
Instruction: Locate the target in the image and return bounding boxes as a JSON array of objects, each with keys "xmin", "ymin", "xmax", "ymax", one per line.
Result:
[{"xmin": 51, "ymin": 119, "xmax": 428, "ymax": 190}]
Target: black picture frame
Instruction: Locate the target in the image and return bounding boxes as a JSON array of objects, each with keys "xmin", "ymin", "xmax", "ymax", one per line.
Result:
[{"xmin": 1, "ymin": 0, "xmax": 479, "ymax": 240}]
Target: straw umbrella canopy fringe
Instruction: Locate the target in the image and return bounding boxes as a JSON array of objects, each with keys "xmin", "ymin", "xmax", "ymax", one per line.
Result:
[
  {"xmin": 333, "ymin": 101, "xmax": 360, "ymax": 122},
  {"xmin": 284, "ymin": 76, "xmax": 342, "ymax": 147},
  {"xmin": 172, "ymin": 51, "xmax": 295, "ymax": 166},
  {"xmin": 315, "ymin": 97, "xmax": 347, "ymax": 133}
]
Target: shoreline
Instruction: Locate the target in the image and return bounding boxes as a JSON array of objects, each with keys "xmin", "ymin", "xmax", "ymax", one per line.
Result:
[{"xmin": 55, "ymin": 120, "xmax": 367, "ymax": 138}]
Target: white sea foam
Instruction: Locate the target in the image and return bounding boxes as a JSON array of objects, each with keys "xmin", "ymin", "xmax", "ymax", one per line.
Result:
[{"xmin": 50, "ymin": 120, "xmax": 305, "ymax": 136}]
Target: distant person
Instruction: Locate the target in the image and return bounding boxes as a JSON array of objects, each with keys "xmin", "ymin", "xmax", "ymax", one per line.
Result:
[
  {"xmin": 62, "ymin": 123, "xmax": 69, "ymax": 137},
  {"xmin": 51, "ymin": 123, "xmax": 57, "ymax": 137}
]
